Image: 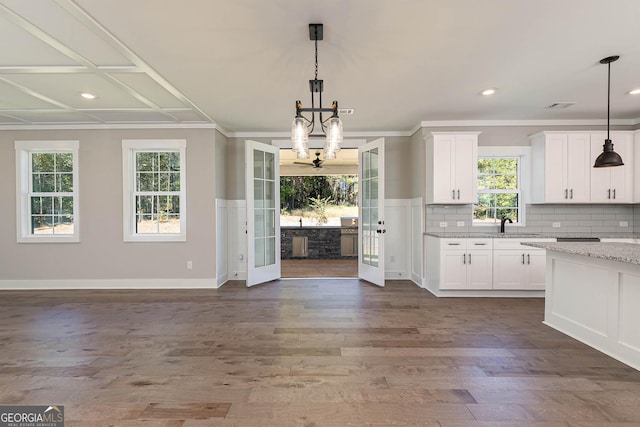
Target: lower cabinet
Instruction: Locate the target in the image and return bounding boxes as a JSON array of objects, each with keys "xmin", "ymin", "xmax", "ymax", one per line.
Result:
[
  {"xmin": 428, "ymin": 237, "xmax": 493, "ymax": 290},
  {"xmin": 426, "ymin": 236, "xmax": 554, "ymax": 293}
]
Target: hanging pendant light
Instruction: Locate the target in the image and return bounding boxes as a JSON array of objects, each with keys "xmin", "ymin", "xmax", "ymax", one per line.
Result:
[
  {"xmin": 291, "ymin": 24, "xmax": 343, "ymax": 160},
  {"xmin": 594, "ymin": 55, "xmax": 624, "ymax": 168}
]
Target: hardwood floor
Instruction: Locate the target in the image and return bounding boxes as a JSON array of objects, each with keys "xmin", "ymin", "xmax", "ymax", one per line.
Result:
[
  {"xmin": 1, "ymin": 280, "xmax": 639, "ymax": 426},
  {"xmin": 281, "ymin": 258, "xmax": 358, "ymax": 278}
]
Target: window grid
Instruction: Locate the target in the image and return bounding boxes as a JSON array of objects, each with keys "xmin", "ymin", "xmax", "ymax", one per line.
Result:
[
  {"xmin": 474, "ymin": 157, "xmax": 521, "ymax": 224},
  {"xmin": 133, "ymin": 151, "xmax": 181, "ymax": 235}
]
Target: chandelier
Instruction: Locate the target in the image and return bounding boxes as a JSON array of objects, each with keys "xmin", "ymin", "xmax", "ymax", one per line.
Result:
[{"xmin": 291, "ymin": 23, "xmax": 343, "ymax": 160}]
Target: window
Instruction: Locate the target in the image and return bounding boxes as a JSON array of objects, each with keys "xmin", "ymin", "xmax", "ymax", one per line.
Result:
[
  {"xmin": 122, "ymin": 140, "xmax": 186, "ymax": 242},
  {"xmin": 473, "ymin": 156, "xmax": 521, "ymax": 224},
  {"xmin": 15, "ymin": 140, "xmax": 80, "ymax": 243}
]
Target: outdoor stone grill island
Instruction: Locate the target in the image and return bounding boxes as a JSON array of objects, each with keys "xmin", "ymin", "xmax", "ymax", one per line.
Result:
[{"xmin": 522, "ymin": 241, "xmax": 640, "ymax": 371}]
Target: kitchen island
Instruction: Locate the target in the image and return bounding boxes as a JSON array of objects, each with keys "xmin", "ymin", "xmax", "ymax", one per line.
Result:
[{"xmin": 523, "ymin": 242, "xmax": 640, "ymax": 370}]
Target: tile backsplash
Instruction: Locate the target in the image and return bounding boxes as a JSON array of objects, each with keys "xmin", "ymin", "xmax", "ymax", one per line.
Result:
[{"xmin": 426, "ymin": 204, "xmax": 637, "ymax": 234}]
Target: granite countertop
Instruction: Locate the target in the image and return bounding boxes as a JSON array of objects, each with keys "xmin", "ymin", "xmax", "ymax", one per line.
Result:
[
  {"xmin": 522, "ymin": 242, "xmax": 640, "ymax": 265},
  {"xmin": 424, "ymin": 232, "xmax": 640, "ymax": 239}
]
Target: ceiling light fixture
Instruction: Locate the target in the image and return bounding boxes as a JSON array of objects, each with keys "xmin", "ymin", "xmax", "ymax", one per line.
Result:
[
  {"xmin": 481, "ymin": 88, "xmax": 496, "ymax": 96},
  {"xmin": 629, "ymin": 88, "xmax": 640, "ymax": 95},
  {"xmin": 80, "ymin": 92, "xmax": 96, "ymax": 99},
  {"xmin": 291, "ymin": 23, "xmax": 343, "ymax": 160},
  {"xmin": 594, "ymin": 55, "xmax": 624, "ymax": 168}
]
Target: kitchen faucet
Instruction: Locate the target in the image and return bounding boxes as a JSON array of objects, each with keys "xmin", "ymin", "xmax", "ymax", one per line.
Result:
[{"xmin": 500, "ymin": 217, "xmax": 513, "ymax": 233}]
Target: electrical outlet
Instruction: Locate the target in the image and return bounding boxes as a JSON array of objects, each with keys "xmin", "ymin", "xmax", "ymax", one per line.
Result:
[
  {"xmin": 620, "ymin": 221, "xmax": 629, "ymax": 227},
  {"xmin": 439, "ymin": 222, "xmax": 448, "ymax": 228},
  {"xmin": 456, "ymin": 221, "xmax": 465, "ymax": 227},
  {"xmin": 552, "ymin": 222, "xmax": 561, "ymax": 228},
  {"xmin": 186, "ymin": 261, "xmax": 193, "ymax": 269}
]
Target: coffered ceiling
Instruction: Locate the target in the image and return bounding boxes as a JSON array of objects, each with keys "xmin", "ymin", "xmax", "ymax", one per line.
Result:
[{"xmin": 0, "ymin": 0, "xmax": 639, "ymax": 132}]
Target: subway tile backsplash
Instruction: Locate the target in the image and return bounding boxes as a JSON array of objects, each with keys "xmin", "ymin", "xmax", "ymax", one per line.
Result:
[{"xmin": 425, "ymin": 204, "xmax": 638, "ymax": 234}]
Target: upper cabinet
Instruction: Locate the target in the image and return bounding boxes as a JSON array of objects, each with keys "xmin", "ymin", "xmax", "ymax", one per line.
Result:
[
  {"xmin": 635, "ymin": 131, "xmax": 640, "ymax": 203},
  {"xmin": 590, "ymin": 132, "xmax": 633, "ymax": 203},
  {"xmin": 531, "ymin": 132, "xmax": 591, "ymax": 203},
  {"xmin": 426, "ymin": 132, "xmax": 480, "ymax": 204}
]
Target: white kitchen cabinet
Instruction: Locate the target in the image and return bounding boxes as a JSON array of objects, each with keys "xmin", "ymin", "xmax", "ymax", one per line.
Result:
[
  {"xmin": 590, "ymin": 132, "xmax": 633, "ymax": 203},
  {"xmin": 428, "ymin": 237, "xmax": 493, "ymax": 290},
  {"xmin": 531, "ymin": 132, "xmax": 591, "ymax": 203},
  {"xmin": 493, "ymin": 239, "xmax": 553, "ymax": 290},
  {"xmin": 426, "ymin": 132, "xmax": 479, "ymax": 204},
  {"xmin": 634, "ymin": 130, "xmax": 640, "ymax": 202}
]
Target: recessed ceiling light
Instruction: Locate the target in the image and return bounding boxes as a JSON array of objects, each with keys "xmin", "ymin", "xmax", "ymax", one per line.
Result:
[
  {"xmin": 481, "ymin": 88, "xmax": 496, "ymax": 96},
  {"xmin": 629, "ymin": 88, "xmax": 640, "ymax": 95},
  {"xmin": 81, "ymin": 92, "xmax": 97, "ymax": 99}
]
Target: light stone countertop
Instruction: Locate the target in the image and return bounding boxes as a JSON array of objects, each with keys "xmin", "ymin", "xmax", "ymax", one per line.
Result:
[
  {"xmin": 522, "ymin": 242, "xmax": 640, "ymax": 265},
  {"xmin": 424, "ymin": 232, "xmax": 640, "ymax": 239}
]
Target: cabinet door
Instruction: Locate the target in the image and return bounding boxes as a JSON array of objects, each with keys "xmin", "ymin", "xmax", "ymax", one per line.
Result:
[
  {"xmin": 466, "ymin": 250, "xmax": 493, "ymax": 290},
  {"xmin": 432, "ymin": 135, "xmax": 455, "ymax": 203},
  {"xmin": 524, "ymin": 251, "xmax": 546, "ymax": 290},
  {"xmin": 608, "ymin": 133, "xmax": 632, "ymax": 202},
  {"xmin": 566, "ymin": 133, "xmax": 591, "ymax": 203},
  {"xmin": 544, "ymin": 134, "xmax": 568, "ymax": 203},
  {"xmin": 453, "ymin": 135, "xmax": 478, "ymax": 203},
  {"xmin": 493, "ymin": 251, "xmax": 524, "ymax": 290},
  {"xmin": 440, "ymin": 250, "xmax": 467, "ymax": 290}
]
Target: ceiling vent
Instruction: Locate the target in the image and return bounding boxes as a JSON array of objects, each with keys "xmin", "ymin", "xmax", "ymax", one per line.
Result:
[
  {"xmin": 546, "ymin": 102, "xmax": 576, "ymax": 109},
  {"xmin": 338, "ymin": 108, "xmax": 354, "ymax": 115}
]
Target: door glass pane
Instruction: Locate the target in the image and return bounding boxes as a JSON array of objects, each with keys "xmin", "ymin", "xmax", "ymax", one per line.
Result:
[
  {"xmin": 265, "ymin": 209, "xmax": 275, "ymax": 237},
  {"xmin": 264, "ymin": 152, "xmax": 275, "ymax": 180},
  {"xmin": 370, "ymin": 148, "xmax": 379, "ymax": 178},
  {"xmin": 264, "ymin": 181, "xmax": 275, "ymax": 209},
  {"xmin": 255, "ymin": 209, "xmax": 265, "ymax": 237},
  {"xmin": 255, "ymin": 238, "xmax": 265, "ymax": 268},
  {"xmin": 254, "ymin": 179, "xmax": 264, "ymax": 209},
  {"xmin": 254, "ymin": 150, "xmax": 264, "ymax": 179},
  {"xmin": 265, "ymin": 236, "xmax": 276, "ymax": 265},
  {"xmin": 362, "ymin": 151, "xmax": 370, "ymax": 179}
]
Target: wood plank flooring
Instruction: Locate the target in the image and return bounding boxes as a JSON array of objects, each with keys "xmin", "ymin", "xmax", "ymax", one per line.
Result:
[
  {"xmin": 1, "ymin": 279, "xmax": 640, "ymax": 426},
  {"xmin": 281, "ymin": 259, "xmax": 357, "ymax": 277}
]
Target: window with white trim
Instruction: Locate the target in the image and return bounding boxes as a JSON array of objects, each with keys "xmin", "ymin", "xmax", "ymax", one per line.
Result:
[
  {"xmin": 15, "ymin": 140, "xmax": 80, "ymax": 243},
  {"xmin": 473, "ymin": 156, "xmax": 521, "ymax": 224},
  {"xmin": 122, "ymin": 139, "xmax": 186, "ymax": 242}
]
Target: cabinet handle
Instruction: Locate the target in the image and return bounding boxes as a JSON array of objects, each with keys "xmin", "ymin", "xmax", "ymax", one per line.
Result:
[
  {"xmin": 570, "ymin": 189, "xmax": 573, "ymax": 199},
  {"xmin": 462, "ymin": 254, "xmax": 466, "ymax": 264},
  {"xmin": 527, "ymin": 254, "xmax": 531, "ymax": 264},
  {"xmin": 474, "ymin": 243, "xmax": 487, "ymax": 246},
  {"xmin": 564, "ymin": 189, "xmax": 568, "ymax": 199},
  {"xmin": 613, "ymin": 189, "xmax": 616, "ymax": 199},
  {"xmin": 447, "ymin": 243, "xmax": 461, "ymax": 246},
  {"xmin": 608, "ymin": 189, "xmax": 611, "ymax": 199},
  {"xmin": 457, "ymin": 189, "xmax": 460, "ymax": 199},
  {"xmin": 522, "ymin": 254, "xmax": 525, "ymax": 264},
  {"xmin": 468, "ymin": 253, "xmax": 471, "ymax": 264}
]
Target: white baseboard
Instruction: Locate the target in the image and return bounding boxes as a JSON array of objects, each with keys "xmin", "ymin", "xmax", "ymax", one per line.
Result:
[{"xmin": 0, "ymin": 278, "xmax": 219, "ymax": 290}]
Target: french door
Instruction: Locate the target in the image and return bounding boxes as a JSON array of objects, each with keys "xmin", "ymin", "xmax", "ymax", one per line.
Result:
[
  {"xmin": 358, "ymin": 138, "xmax": 385, "ymax": 287},
  {"xmin": 245, "ymin": 140, "xmax": 281, "ymax": 287}
]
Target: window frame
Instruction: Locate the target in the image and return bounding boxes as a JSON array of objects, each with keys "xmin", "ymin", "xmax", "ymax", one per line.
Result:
[
  {"xmin": 122, "ymin": 139, "xmax": 187, "ymax": 242},
  {"xmin": 473, "ymin": 146, "xmax": 530, "ymax": 227},
  {"xmin": 15, "ymin": 140, "xmax": 80, "ymax": 243}
]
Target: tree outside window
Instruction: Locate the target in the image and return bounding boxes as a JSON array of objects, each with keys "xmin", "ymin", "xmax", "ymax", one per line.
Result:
[{"xmin": 473, "ymin": 157, "xmax": 520, "ymax": 223}]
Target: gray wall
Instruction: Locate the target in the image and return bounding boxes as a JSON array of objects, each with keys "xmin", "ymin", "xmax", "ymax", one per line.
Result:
[
  {"xmin": 224, "ymin": 136, "xmax": 414, "ymax": 200},
  {"xmin": 0, "ymin": 128, "xmax": 218, "ymax": 281}
]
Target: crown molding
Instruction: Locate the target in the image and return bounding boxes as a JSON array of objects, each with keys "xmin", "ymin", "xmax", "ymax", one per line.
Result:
[
  {"xmin": 418, "ymin": 119, "xmax": 640, "ymax": 127},
  {"xmin": 226, "ymin": 130, "xmax": 412, "ymax": 138},
  {"xmin": 0, "ymin": 123, "xmax": 217, "ymax": 131}
]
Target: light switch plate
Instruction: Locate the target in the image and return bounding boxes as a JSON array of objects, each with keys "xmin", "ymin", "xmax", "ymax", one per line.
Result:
[
  {"xmin": 456, "ymin": 221, "xmax": 465, "ymax": 227},
  {"xmin": 552, "ymin": 222, "xmax": 561, "ymax": 228},
  {"xmin": 439, "ymin": 222, "xmax": 448, "ymax": 228},
  {"xmin": 620, "ymin": 221, "xmax": 629, "ymax": 227}
]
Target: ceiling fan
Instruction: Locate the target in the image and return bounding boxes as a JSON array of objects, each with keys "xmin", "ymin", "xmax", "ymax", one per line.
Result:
[{"xmin": 294, "ymin": 152, "xmax": 324, "ymax": 168}]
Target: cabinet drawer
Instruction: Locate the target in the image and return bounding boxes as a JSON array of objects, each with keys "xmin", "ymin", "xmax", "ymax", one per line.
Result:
[
  {"xmin": 467, "ymin": 238, "xmax": 493, "ymax": 250},
  {"xmin": 440, "ymin": 239, "xmax": 466, "ymax": 249}
]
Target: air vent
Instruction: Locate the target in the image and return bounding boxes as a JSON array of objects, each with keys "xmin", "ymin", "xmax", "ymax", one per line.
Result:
[
  {"xmin": 546, "ymin": 102, "xmax": 576, "ymax": 109},
  {"xmin": 338, "ymin": 108, "xmax": 354, "ymax": 115}
]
